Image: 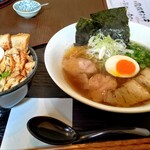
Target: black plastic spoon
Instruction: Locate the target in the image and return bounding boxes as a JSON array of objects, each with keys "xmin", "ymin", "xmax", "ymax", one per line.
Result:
[{"xmin": 27, "ymin": 116, "xmax": 150, "ymax": 145}]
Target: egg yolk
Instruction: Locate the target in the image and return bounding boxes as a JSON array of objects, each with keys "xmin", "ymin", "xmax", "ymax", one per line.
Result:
[{"xmin": 116, "ymin": 59, "xmax": 136, "ymax": 75}]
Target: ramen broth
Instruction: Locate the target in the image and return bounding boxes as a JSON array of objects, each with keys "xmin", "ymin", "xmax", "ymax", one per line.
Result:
[
  {"xmin": 62, "ymin": 42, "xmax": 150, "ymax": 106},
  {"xmin": 62, "ymin": 46, "xmax": 126, "ymax": 99}
]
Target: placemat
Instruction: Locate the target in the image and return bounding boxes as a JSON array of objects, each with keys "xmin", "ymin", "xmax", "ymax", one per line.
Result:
[{"xmin": 1, "ymin": 98, "xmax": 73, "ymax": 149}]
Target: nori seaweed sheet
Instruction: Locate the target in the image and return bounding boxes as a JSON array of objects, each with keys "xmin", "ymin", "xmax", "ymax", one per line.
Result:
[
  {"xmin": 75, "ymin": 7, "xmax": 130, "ymax": 46},
  {"xmin": 75, "ymin": 18, "xmax": 99, "ymax": 46}
]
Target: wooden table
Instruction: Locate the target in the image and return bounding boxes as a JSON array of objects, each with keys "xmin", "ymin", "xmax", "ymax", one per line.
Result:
[
  {"xmin": 0, "ymin": 0, "xmax": 107, "ymax": 47},
  {"xmin": 0, "ymin": 0, "xmax": 150, "ymax": 149}
]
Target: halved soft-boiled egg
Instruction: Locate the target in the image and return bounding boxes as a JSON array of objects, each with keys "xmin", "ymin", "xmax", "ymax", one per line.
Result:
[
  {"xmin": 105, "ymin": 55, "xmax": 140, "ymax": 78},
  {"xmin": 0, "ymin": 47, "xmax": 4, "ymax": 61}
]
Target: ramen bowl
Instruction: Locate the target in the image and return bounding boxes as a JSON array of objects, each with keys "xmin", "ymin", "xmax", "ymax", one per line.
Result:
[
  {"xmin": 44, "ymin": 22, "xmax": 150, "ymax": 113},
  {"xmin": 0, "ymin": 47, "xmax": 38, "ymax": 108}
]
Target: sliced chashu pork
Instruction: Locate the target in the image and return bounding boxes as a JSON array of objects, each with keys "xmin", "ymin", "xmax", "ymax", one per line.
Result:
[
  {"xmin": 135, "ymin": 68, "xmax": 150, "ymax": 92},
  {"xmin": 62, "ymin": 57, "xmax": 97, "ymax": 77},
  {"xmin": 62, "ymin": 57, "xmax": 97, "ymax": 89},
  {"xmin": 104, "ymin": 68, "xmax": 150, "ymax": 107},
  {"xmin": 88, "ymin": 74, "xmax": 117, "ymax": 102}
]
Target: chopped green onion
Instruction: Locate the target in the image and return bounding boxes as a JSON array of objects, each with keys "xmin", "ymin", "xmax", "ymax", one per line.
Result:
[
  {"xmin": 0, "ymin": 71, "xmax": 10, "ymax": 80},
  {"xmin": 87, "ymin": 31, "xmax": 128, "ymax": 62}
]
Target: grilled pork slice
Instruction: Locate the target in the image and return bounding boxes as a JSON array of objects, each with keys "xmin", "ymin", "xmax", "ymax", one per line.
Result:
[
  {"xmin": 0, "ymin": 34, "xmax": 11, "ymax": 50},
  {"xmin": 135, "ymin": 68, "xmax": 150, "ymax": 92},
  {"xmin": 62, "ymin": 57, "xmax": 97, "ymax": 77},
  {"xmin": 89, "ymin": 74, "xmax": 117, "ymax": 91},
  {"xmin": 63, "ymin": 57, "xmax": 97, "ymax": 89},
  {"xmin": 104, "ymin": 79, "xmax": 150, "ymax": 107},
  {"xmin": 88, "ymin": 74, "xmax": 117, "ymax": 102},
  {"xmin": 11, "ymin": 33, "xmax": 30, "ymax": 51}
]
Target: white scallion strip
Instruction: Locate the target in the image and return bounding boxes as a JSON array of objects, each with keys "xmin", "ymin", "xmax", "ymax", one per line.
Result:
[{"xmin": 87, "ymin": 31, "xmax": 128, "ymax": 61}]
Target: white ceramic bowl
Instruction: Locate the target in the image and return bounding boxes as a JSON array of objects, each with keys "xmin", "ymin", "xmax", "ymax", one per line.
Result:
[
  {"xmin": 44, "ymin": 22, "xmax": 150, "ymax": 113},
  {"xmin": 13, "ymin": 0, "xmax": 41, "ymax": 19},
  {"xmin": 0, "ymin": 47, "xmax": 38, "ymax": 108}
]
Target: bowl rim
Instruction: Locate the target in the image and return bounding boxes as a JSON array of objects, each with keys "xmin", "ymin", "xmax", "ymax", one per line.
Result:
[
  {"xmin": 44, "ymin": 22, "xmax": 150, "ymax": 114},
  {"xmin": 13, "ymin": 0, "xmax": 41, "ymax": 14},
  {"xmin": 0, "ymin": 47, "xmax": 38, "ymax": 96}
]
